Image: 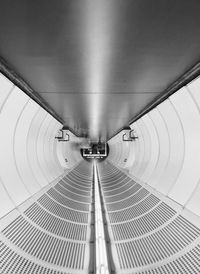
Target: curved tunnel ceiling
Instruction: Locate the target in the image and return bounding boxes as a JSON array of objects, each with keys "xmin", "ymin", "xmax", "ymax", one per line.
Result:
[{"xmin": 0, "ymin": 1, "xmax": 200, "ymax": 140}]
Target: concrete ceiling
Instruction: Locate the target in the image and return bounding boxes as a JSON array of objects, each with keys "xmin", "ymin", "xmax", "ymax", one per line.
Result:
[{"xmin": 1, "ymin": 0, "xmax": 200, "ymax": 141}]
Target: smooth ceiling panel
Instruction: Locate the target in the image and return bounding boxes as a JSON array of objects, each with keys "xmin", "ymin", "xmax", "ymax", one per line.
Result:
[
  {"xmin": 0, "ymin": 1, "xmax": 200, "ymax": 140},
  {"xmin": 39, "ymin": 92, "xmax": 157, "ymax": 139}
]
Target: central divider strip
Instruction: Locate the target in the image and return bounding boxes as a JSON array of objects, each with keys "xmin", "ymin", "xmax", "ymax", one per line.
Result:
[{"xmin": 93, "ymin": 160, "xmax": 109, "ymax": 274}]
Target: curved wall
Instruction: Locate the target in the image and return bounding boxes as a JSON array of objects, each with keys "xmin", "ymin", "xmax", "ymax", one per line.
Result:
[
  {"xmin": 0, "ymin": 73, "xmax": 81, "ymax": 219},
  {"xmin": 0, "ymin": 160, "xmax": 93, "ymax": 274},
  {"xmin": 108, "ymin": 75, "xmax": 200, "ymax": 217},
  {"xmin": 98, "ymin": 160, "xmax": 200, "ymax": 274}
]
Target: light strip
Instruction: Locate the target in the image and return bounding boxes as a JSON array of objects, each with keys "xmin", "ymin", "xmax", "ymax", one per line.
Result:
[
  {"xmin": 94, "ymin": 160, "xmax": 109, "ymax": 274},
  {"xmin": 82, "ymin": 0, "xmax": 115, "ymax": 141}
]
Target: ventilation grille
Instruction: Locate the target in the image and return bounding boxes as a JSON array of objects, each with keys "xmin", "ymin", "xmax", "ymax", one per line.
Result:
[
  {"xmin": 47, "ymin": 188, "xmax": 89, "ymax": 211},
  {"xmin": 2, "ymin": 216, "xmax": 86, "ymax": 269},
  {"xmin": 62, "ymin": 177, "xmax": 91, "ymax": 191},
  {"xmin": 55, "ymin": 184, "xmax": 90, "ymax": 203},
  {"xmin": 0, "ymin": 161, "xmax": 93, "ymax": 273},
  {"xmin": 106, "ymin": 188, "xmax": 149, "ymax": 211},
  {"xmin": 101, "ymin": 174, "xmax": 128, "ymax": 185},
  {"xmin": 0, "ymin": 241, "xmax": 75, "ymax": 274},
  {"xmin": 98, "ymin": 163, "xmax": 119, "ymax": 175},
  {"xmin": 65, "ymin": 173, "xmax": 91, "ymax": 184},
  {"xmin": 105, "ymin": 183, "xmax": 142, "ymax": 203},
  {"xmin": 67, "ymin": 172, "xmax": 92, "ymax": 182},
  {"xmin": 111, "ymin": 203, "xmax": 176, "ymax": 240},
  {"xmin": 116, "ymin": 215, "xmax": 200, "ymax": 269},
  {"xmin": 24, "ymin": 203, "xmax": 88, "ymax": 240},
  {"xmin": 59, "ymin": 180, "xmax": 91, "ymax": 196},
  {"xmin": 103, "ymin": 180, "xmax": 134, "ymax": 196},
  {"xmin": 102, "ymin": 177, "xmax": 130, "ymax": 190},
  {"xmin": 38, "ymin": 194, "xmax": 89, "ymax": 223},
  {"xmin": 108, "ymin": 195, "xmax": 160, "ymax": 223},
  {"xmin": 98, "ymin": 161, "xmax": 200, "ymax": 273},
  {"xmin": 132, "ymin": 244, "xmax": 200, "ymax": 274}
]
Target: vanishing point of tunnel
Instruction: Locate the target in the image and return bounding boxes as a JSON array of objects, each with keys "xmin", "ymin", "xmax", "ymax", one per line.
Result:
[{"xmin": 1, "ymin": 1, "xmax": 200, "ymax": 274}]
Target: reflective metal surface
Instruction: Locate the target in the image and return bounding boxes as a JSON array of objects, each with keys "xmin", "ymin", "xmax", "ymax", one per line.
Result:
[{"xmin": 0, "ymin": 0, "xmax": 200, "ymax": 140}]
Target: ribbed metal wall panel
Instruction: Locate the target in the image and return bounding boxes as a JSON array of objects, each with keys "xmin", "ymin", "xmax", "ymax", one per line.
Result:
[
  {"xmin": 0, "ymin": 72, "xmax": 82, "ymax": 219},
  {"xmin": 108, "ymin": 75, "xmax": 200, "ymax": 217},
  {"xmin": 0, "ymin": 161, "xmax": 93, "ymax": 274},
  {"xmin": 97, "ymin": 161, "xmax": 200, "ymax": 273}
]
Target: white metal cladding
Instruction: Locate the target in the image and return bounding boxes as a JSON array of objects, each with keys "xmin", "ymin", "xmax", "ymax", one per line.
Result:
[
  {"xmin": 97, "ymin": 161, "xmax": 200, "ymax": 273},
  {"xmin": 0, "ymin": 161, "xmax": 93, "ymax": 274},
  {"xmin": 2, "ymin": 64, "xmax": 200, "ymax": 273},
  {"xmin": 0, "ymin": 72, "xmax": 82, "ymax": 218},
  {"xmin": 108, "ymin": 75, "xmax": 200, "ymax": 217}
]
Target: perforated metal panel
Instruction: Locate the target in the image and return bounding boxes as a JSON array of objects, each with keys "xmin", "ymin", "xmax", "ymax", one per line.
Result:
[
  {"xmin": 0, "ymin": 161, "xmax": 93, "ymax": 274},
  {"xmin": 97, "ymin": 161, "xmax": 200, "ymax": 273},
  {"xmin": 0, "ymin": 241, "xmax": 74, "ymax": 274}
]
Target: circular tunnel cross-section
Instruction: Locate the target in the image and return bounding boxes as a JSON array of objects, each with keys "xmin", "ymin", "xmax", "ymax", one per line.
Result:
[
  {"xmin": 1, "ymin": 5, "xmax": 200, "ymax": 271},
  {"xmin": 81, "ymin": 142, "xmax": 109, "ymax": 162}
]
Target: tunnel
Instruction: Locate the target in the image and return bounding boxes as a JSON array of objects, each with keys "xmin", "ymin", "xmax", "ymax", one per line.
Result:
[{"xmin": 1, "ymin": 1, "xmax": 200, "ymax": 274}]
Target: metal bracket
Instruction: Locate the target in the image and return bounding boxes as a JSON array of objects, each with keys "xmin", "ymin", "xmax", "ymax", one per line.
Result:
[
  {"xmin": 55, "ymin": 129, "xmax": 70, "ymax": 141},
  {"xmin": 122, "ymin": 129, "xmax": 138, "ymax": 141}
]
